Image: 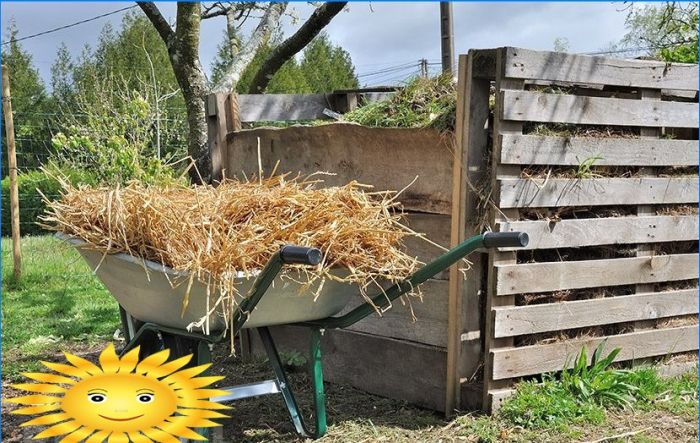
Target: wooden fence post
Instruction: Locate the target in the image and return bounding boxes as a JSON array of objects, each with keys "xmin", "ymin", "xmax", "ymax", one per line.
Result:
[
  {"xmin": 206, "ymin": 92, "xmax": 241, "ymax": 183},
  {"xmin": 2, "ymin": 66, "xmax": 21, "ymax": 280}
]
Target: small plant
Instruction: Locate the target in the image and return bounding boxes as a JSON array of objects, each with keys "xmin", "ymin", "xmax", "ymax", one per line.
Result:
[
  {"xmin": 574, "ymin": 155, "xmax": 603, "ymax": 179},
  {"xmin": 560, "ymin": 340, "xmax": 638, "ymax": 408},
  {"xmin": 280, "ymin": 351, "xmax": 307, "ymax": 370},
  {"xmin": 499, "ymin": 340, "xmax": 639, "ymax": 430}
]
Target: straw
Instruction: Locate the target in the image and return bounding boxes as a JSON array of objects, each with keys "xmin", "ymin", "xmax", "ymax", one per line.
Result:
[{"xmin": 41, "ymin": 173, "xmax": 422, "ymax": 333}]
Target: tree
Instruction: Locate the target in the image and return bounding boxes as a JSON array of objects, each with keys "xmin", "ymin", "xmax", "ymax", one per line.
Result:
[
  {"xmin": 553, "ymin": 37, "xmax": 570, "ymax": 53},
  {"xmin": 300, "ymin": 33, "xmax": 358, "ymax": 93},
  {"xmin": 50, "ymin": 43, "xmax": 75, "ymax": 108},
  {"xmin": 618, "ymin": 2, "xmax": 698, "ymax": 63},
  {"xmin": 137, "ymin": 1, "xmax": 348, "ymax": 183},
  {"xmin": 211, "ymin": 33, "xmax": 311, "ymax": 94}
]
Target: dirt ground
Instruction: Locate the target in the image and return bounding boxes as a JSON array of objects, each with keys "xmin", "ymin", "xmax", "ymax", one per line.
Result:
[{"xmin": 2, "ymin": 342, "xmax": 697, "ymax": 443}]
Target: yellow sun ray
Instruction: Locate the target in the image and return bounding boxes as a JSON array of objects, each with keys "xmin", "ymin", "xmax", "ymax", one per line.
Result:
[
  {"xmin": 85, "ymin": 429, "xmax": 110, "ymax": 443},
  {"xmin": 142, "ymin": 427, "xmax": 181, "ymax": 443},
  {"xmin": 174, "ymin": 408, "xmax": 228, "ymax": 419},
  {"xmin": 6, "ymin": 394, "xmax": 61, "ymax": 405},
  {"xmin": 169, "ymin": 375, "xmax": 225, "ymax": 390},
  {"xmin": 107, "ymin": 431, "xmax": 129, "ymax": 443},
  {"xmin": 126, "ymin": 431, "xmax": 152, "ymax": 443},
  {"xmin": 116, "ymin": 347, "xmax": 141, "ymax": 374},
  {"xmin": 134, "ymin": 349, "xmax": 170, "ymax": 375},
  {"xmin": 176, "ymin": 388, "xmax": 231, "ymax": 401},
  {"xmin": 21, "ymin": 372, "xmax": 76, "ymax": 385},
  {"xmin": 145, "ymin": 355, "xmax": 192, "ymax": 379},
  {"xmin": 10, "ymin": 383, "xmax": 67, "ymax": 394},
  {"xmin": 63, "ymin": 353, "xmax": 103, "ymax": 376},
  {"xmin": 41, "ymin": 361, "xmax": 92, "ymax": 379},
  {"xmin": 162, "ymin": 363, "xmax": 211, "ymax": 386},
  {"xmin": 98, "ymin": 344, "xmax": 121, "ymax": 374},
  {"xmin": 11, "ymin": 404, "xmax": 63, "ymax": 415},
  {"xmin": 19, "ymin": 412, "xmax": 70, "ymax": 427},
  {"xmin": 157, "ymin": 421, "xmax": 207, "ymax": 441},
  {"xmin": 34, "ymin": 419, "xmax": 81, "ymax": 439},
  {"xmin": 58, "ymin": 426, "xmax": 94, "ymax": 443},
  {"xmin": 175, "ymin": 398, "xmax": 231, "ymax": 410}
]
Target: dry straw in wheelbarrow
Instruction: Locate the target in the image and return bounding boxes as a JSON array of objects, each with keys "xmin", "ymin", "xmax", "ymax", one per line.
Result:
[{"xmin": 41, "ymin": 173, "xmax": 429, "ymax": 333}]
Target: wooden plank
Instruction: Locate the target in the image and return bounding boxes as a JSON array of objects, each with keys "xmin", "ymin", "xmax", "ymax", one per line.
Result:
[
  {"xmin": 447, "ymin": 52, "xmax": 492, "ymax": 412},
  {"xmin": 500, "ymin": 135, "xmax": 698, "ymax": 166},
  {"xmin": 254, "ymin": 326, "xmax": 448, "ymax": 411},
  {"xmin": 227, "ymin": 124, "xmax": 453, "ymax": 214},
  {"xmin": 494, "ymin": 289, "xmax": 698, "ymax": 338},
  {"xmin": 483, "ymin": 47, "xmax": 524, "ymax": 412},
  {"xmin": 498, "ymin": 177, "xmax": 698, "ymax": 208},
  {"xmin": 238, "ymin": 94, "xmax": 331, "ymax": 122},
  {"xmin": 342, "ymin": 279, "xmax": 448, "ymax": 347},
  {"xmin": 492, "ymin": 325, "xmax": 699, "ymax": 380},
  {"xmin": 503, "ymin": 47, "xmax": 698, "ymax": 91},
  {"xmin": 403, "ymin": 213, "xmax": 451, "ymax": 280},
  {"xmin": 496, "ymin": 253, "xmax": 698, "ymax": 295},
  {"xmin": 501, "ymin": 90, "xmax": 699, "ymax": 128},
  {"xmin": 497, "ymin": 215, "xmax": 699, "ymax": 250}
]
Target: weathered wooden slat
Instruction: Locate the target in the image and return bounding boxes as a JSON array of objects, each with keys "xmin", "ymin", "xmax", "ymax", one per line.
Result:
[
  {"xmin": 503, "ymin": 47, "xmax": 699, "ymax": 91},
  {"xmin": 500, "ymin": 135, "xmax": 698, "ymax": 166},
  {"xmin": 497, "ymin": 215, "xmax": 699, "ymax": 250},
  {"xmin": 494, "ymin": 289, "xmax": 698, "ymax": 338},
  {"xmin": 227, "ymin": 124, "xmax": 453, "ymax": 214},
  {"xmin": 403, "ymin": 213, "xmax": 451, "ymax": 279},
  {"xmin": 498, "ymin": 177, "xmax": 698, "ymax": 208},
  {"xmin": 501, "ymin": 90, "xmax": 699, "ymax": 128},
  {"xmin": 496, "ymin": 253, "xmax": 698, "ymax": 295},
  {"xmin": 342, "ymin": 279, "xmax": 449, "ymax": 347},
  {"xmin": 238, "ymin": 94, "xmax": 332, "ymax": 122},
  {"xmin": 492, "ymin": 325, "xmax": 698, "ymax": 380}
]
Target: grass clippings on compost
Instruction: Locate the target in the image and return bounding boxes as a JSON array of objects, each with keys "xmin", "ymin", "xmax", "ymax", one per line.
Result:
[
  {"xmin": 40, "ymin": 173, "xmax": 422, "ymax": 333},
  {"xmin": 344, "ymin": 74, "xmax": 456, "ymax": 131}
]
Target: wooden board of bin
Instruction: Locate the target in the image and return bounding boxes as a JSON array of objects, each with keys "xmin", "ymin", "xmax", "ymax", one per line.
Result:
[{"xmin": 480, "ymin": 47, "xmax": 699, "ymax": 412}]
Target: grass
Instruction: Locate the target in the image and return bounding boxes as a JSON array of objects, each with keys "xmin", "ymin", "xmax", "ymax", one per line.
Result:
[
  {"xmin": 1, "ymin": 235, "xmax": 120, "ymax": 378},
  {"xmin": 344, "ymin": 74, "xmax": 456, "ymax": 131},
  {"xmin": 2, "ymin": 235, "xmax": 698, "ymax": 442}
]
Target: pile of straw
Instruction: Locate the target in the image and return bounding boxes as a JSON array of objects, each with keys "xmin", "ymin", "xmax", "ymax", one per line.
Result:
[{"xmin": 41, "ymin": 174, "xmax": 423, "ymax": 329}]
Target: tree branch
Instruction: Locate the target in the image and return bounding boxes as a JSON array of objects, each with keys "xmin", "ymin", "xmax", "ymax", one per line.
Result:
[
  {"xmin": 212, "ymin": 2, "xmax": 288, "ymax": 93},
  {"xmin": 136, "ymin": 2, "xmax": 174, "ymax": 45},
  {"xmin": 248, "ymin": 2, "xmax": 347, "ymax": 94}
]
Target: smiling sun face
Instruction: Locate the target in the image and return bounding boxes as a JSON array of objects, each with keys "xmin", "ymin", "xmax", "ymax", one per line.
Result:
[{"xmin": 7, "ymin": 344, "xmax": 230, "ymax": 442}]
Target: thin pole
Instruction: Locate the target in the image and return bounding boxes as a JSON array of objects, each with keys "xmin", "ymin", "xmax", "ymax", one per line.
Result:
[
  {"xmin": 2, "ymin": 66, "xmax": 22, "ymax": 280},
  {"xmin": 440, "ymin": 2, "xmax": 454, "ymax": 74}
]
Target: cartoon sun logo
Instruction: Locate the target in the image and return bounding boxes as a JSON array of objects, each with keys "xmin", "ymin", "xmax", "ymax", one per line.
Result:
[{"xmin": 7, "ymin": 344, "xmax": 230, "ymax": 442}]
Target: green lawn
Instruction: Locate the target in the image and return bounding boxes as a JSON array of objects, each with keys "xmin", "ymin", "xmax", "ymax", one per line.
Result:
[
  {"xmin": 1, "ymin": 235, "xmax": 697, "ymax": 442},
  {"xmin": 2, "ymin": 235, "xmax": 120, "ymax": 377}
]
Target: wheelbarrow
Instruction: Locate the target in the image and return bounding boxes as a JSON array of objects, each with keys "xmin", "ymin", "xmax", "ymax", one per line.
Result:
[{"xmin": 60, "ymin": 231, "xmax": 528, "ymax": 439}]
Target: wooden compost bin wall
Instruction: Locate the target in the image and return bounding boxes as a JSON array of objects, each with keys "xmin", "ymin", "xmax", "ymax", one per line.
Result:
[
  {"xmin": 476, "ymin": 47, "xmax": 700, "ymax": 411},
  {"xmin": 224, "ymin": 123, "xmax": 479, "ymax": 412}
]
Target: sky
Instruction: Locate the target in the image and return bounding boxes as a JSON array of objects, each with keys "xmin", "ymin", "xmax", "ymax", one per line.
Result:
[{"xmin": 0, "ymin": 1, "xmax": 634, "ymax": 89}]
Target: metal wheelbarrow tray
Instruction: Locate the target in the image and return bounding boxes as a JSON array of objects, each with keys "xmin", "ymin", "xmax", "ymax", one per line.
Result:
[
  {"xmin": 60, "ymin": 231, "xmax": 529, "ymax": 440},
  {"xmin": 57, "ymin": 233, "xmax": 355, "ymax": 330}
]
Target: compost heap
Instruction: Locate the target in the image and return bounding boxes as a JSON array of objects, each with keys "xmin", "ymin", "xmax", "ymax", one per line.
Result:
[{"xmin": 42, "ymin": 174, "xmax": 422, "ymax": 333}]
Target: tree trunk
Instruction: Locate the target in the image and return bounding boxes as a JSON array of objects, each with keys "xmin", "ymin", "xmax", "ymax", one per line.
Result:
[{"xmin": 138, "ymin": 1, "xmax": 211, "ymax": 183}]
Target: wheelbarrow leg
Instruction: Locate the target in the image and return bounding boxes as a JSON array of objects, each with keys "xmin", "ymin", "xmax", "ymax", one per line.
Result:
[{"xmin": 258, "ymin": 326, "xmax": 327, "ymax": 439}]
